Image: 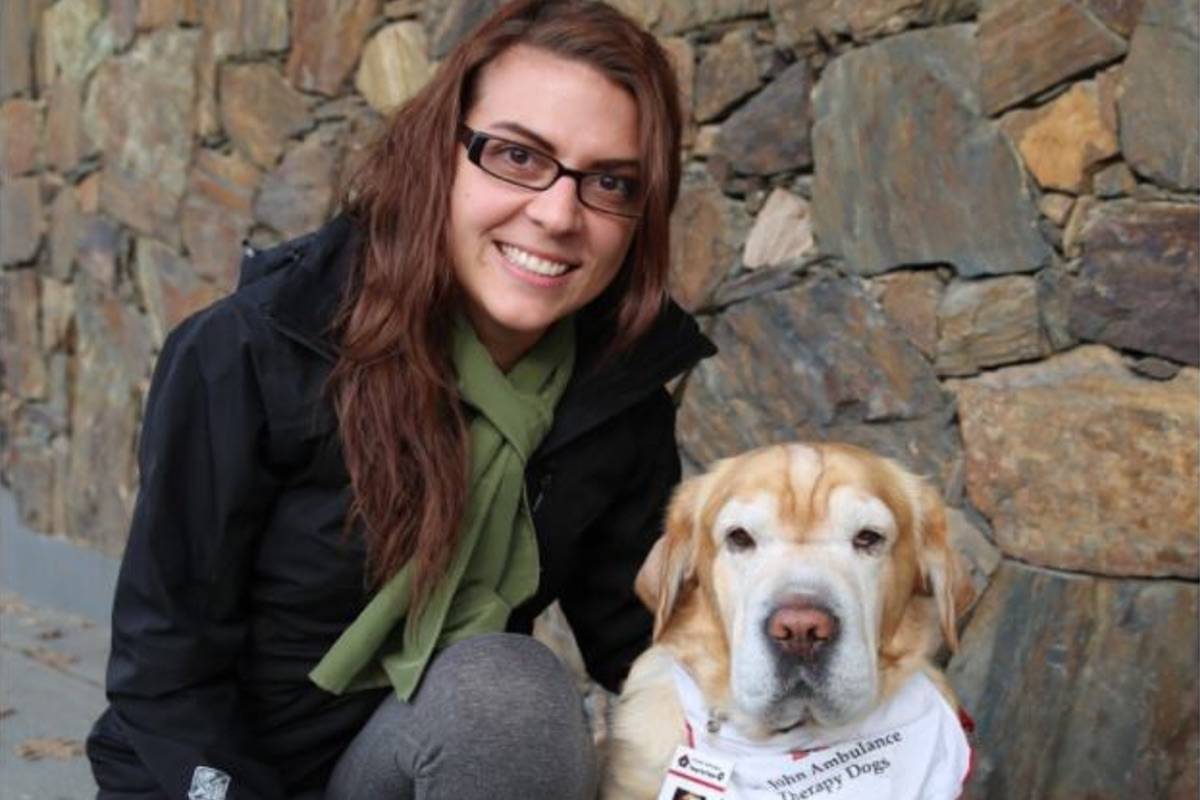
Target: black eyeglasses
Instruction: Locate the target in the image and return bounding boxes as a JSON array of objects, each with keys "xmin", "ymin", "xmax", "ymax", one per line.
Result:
[{"xmin": 458, "ymin": 125, "xmax": 644, "ymax": 218}]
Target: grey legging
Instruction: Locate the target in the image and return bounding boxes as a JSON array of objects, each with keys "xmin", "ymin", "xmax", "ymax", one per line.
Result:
[{"xmin": 321, "ymin": 633, "xmax": 598, "ymax": 800}]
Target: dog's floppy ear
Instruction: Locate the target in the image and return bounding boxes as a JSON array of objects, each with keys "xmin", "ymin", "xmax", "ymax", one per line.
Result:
[
  {"xmin": 913, "ymin": 482, "xmax": 971, "ymax": 650},
  {"xmin": 636, "ymin": 473, "xmax": 707, "ymax": 641}
]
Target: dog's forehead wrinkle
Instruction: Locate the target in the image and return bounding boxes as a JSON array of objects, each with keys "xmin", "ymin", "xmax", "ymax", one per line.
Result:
[{"xmin": 829, "ymin": 485, "xmax": 898, "ymax": 532}]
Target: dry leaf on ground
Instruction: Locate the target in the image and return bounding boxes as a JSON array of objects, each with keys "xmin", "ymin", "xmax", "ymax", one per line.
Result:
[
  {"xmin": 20, "ymin": 646, "xmax": 79, "ymax": 670},
  {"xmin": 16, "ymin": 737, "xmax": 84, "ymax": 760}
]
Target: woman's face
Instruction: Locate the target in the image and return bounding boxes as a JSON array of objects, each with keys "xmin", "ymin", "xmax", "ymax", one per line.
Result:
[{"xmin": 449, "ymin": 45, "xmax": 641, "ymax": 369}]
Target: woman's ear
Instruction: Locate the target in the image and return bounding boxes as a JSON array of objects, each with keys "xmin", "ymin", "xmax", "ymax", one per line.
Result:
[{"xmin": 635, "ymin": 473, "xmax": 707, "ymax": 641}]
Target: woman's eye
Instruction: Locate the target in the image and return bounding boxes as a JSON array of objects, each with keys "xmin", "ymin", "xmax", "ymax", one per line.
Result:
[
  {"xmin": 725, "ymin": 527, "xmax": 756, "ymax": 553},
  {"xmin": 852, "ymin": 529, "xmax": 885, "ymax": 552},
  {"xmin": 595, "ymin": 173, "xmax": 635, "ymax": 197},
  {"xmin": 501, "ymin": 146, "xmax": 532, "ymax": 166}
]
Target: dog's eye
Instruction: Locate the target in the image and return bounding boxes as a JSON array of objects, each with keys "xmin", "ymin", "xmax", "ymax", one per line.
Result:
[
  {"xmin": 852, "ymin": 528, "xmax": 885, "ymax": 552},
  {"xmin": 725, "ymin": 526, "xmax": 756, "ymax": 552}
]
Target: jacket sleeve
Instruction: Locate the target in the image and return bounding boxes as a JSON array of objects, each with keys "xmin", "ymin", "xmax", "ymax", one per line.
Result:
[
  {"xmin": 103, "ymin": 304, "xmax": 287, "ymax": 800},
  {"xmin": 557, "ymin": 388, "xmax": 681, "ymax": 693}
]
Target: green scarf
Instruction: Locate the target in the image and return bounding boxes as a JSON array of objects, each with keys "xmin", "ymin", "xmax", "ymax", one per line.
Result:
[{"xmin": 309, "ymin": 315, "xmax": 575, "ymax": 699}]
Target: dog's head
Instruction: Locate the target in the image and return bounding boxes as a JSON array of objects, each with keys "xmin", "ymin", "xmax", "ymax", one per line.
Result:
[{"xmin": 637, "ymin": 443, "xmax": 967, "ymax": 734}]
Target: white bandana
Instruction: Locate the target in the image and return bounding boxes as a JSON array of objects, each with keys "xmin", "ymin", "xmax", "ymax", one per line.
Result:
[{"xmin": 659, "ymin": 660, "xmax": 972, "ymax": 800}]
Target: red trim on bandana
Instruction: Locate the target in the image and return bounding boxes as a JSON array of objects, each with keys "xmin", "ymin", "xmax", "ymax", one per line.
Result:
[
  {"xmin": 956, "ymin": 707, "xmax": 976, "ymax": 797},
  {"xmin": 789, "ymin": 745, "xmax": 828, "ymax": 761},
  {"xmin": 684, "ymin": 720, "xmax": 695, "ymax": 749},
  {"xmin": 667, "ymin": 769, "xmax": 725, "ymax": 793}
]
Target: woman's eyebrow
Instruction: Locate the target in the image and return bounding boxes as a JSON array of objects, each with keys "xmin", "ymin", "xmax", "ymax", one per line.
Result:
[{"xmin": 489, "ymin": 120, "xmax": 640, "ymax": 172}]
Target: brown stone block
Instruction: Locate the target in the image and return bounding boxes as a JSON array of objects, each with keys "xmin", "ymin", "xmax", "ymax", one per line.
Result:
[
  {"xmin": 1001, "ymin": 81, "xmax": 1119, "ymax": 193},
  {"xmin": 660, "ymin": 37, "xmax": 695, "ymax": 145},
  {"xmin": 770, "ymin": 0, "xmax": 977, "ymax": 49},
  {"xmin": 1119, "ymin": 0, "xmax": 1200, "ymax": 191},
  {"xmin": 221, "ymin": 63, "xmax": 312, "ymax": 169},
  {"xmin": 134, "ymin": 238, "xmax": 222, "ymax": 347},
  {"xmin": 0, "ymin": 177, "xmax": 44, "ymax": 266},
  {"xmin": 4, "ymin": 403, "xmax": 69, "ymax": 533},
  {"xmin": 44, "ymin": 79, "xmax": 93, "ymax": 173},
  {"xmin": 83, "ymin": 29, "xmax": 201, "ymax": 235},
  {"xmin": 67, "ymin": 272, "xmax": 152, "ymax": 553},
  {"xmin": 676, "ymin": 277, "xmax": 948, "ymax": 470},
  {"xmin": 181, "ymin": 149, "xmax": 260, "ymax": 289},
  {"xmin": 935, "ymin": 276, "xmax": 1048, "ymax": 376},
  {"xmin": 1037, "ymin": 192, "xmax": 1075, "ymax": 226},
  {"xmin": 0, "ymin": 99, "xmax": 40, "ymax": 177},
  {"xmin": 978, "ymin": 0, "xmax": 1127, "ymax": 115},
  {"xmin": 136, "ymin": 0, "xmax": 195, "ymax": 29},
  {"xmin": 656, "ymin": 0, "xmax": 769, "ymax": 35},
  {"xmin": 0, "ymin": 270, "xmax": 48, "ymax": 398},
  {"xmin": 355, "ymin": 21, "xmax": 433, "ymax": 114},
  {"xmin": 1, "ymin": 0, "xmax": 45, "ymax": 99},
  {"xmin": 742, "ymin": 188, "xmax": 815, "ymax": 270},
  {"xmin": 40, "ymin": 277, "xmax": 75, "ymax": 353},
  {"xmin": 41, "ymin": 0, "xmax": 115, "ymax": 84},
  {"xmin": 1093, "ymin": 161, "xmax": 1138, "ymax": 197},
  {"xmin": 76, "ymin": 172, "xmax": 100, "ymax": 214},
  {"xmin": 873, "ymin": 269, "xmax": 942, "ymax": 359},
  {"xmin": 713, "ymin": 60, "xmax": 813, "ymax": 176},
  {"xmin": 286, "ymin": 0, "xmax": 380, "ymax": 96},
  {"xmin": 949, "ymin": 563, "xmax": 1198, "ymax": 798},
  {"xmin": 668, "ymin": 171, "xmax": 748, "ymax": 311},
  {"xmin": 108, "ymin": 0, "xmax": 139, "ymax": 47},
  {"xmin": 812, "ymin": 26, "xmax": 1050, "ymax": 276},
  {"xmin": 200, "ymin": 0, "xmax": 289, "ymax": 56},
  {"xmin": 954, "ymin": 345, "xmax": 1199, "ymax": 577},
  {"xmin": 48, "ymin": 184, "xmax": 80, "ymax": 280},
  {"xmin": 254, "ymin": 133, "xmax": 338, "ymax": 241},
  {"xmin": 97, "ymin": 167, "xmax": 180, "ymax": 246},
  {"xmin": 1083, "ymin": 0, "xmax": 1147, "ymax": 36},
  {"xmin": 694, "ymin": 29, "xmax": 761, "ymax": 122},
  {"xmin": 1070, "ymin": 201, "xmax": 1199, "ymax": 365},
  {"xmin": 75, "ymin": 213, "xmax": 122, "ymax": 286}
]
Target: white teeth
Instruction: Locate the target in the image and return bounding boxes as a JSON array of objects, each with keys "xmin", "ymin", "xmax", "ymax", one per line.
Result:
[{"xmin": 500, "ymin": 244, "xmax": 572, "ymax": 277}]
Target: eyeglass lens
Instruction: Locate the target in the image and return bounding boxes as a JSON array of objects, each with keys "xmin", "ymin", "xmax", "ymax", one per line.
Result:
[{"xmin": 477, "ymin": 137, "xmax": 641, "ymax": 216}]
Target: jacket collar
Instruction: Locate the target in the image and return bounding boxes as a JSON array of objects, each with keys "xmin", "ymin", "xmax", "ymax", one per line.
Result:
[{"xmin": 256, "ymin": 215, "xmax": 716, "ymax": 450}]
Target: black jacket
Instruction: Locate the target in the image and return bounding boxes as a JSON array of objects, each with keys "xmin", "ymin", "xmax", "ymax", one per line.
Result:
[{"xmin": 86, "ymin": 215, "xmax": 715, "ymax": 799}]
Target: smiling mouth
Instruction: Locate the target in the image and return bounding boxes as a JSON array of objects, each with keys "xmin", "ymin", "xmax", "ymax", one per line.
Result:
[{"xmin": 498, "ymin": 242, "xmax": 577, "ymax": 278}]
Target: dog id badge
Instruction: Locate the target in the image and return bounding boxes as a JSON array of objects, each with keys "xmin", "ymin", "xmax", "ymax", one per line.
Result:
[{"xmin": 657, "ymin": 745, "xmax": 735, "ymax": 800}]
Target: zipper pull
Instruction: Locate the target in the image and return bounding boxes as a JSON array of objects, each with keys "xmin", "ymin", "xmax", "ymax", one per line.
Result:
[{"xmin": 531, "ymin": 472, "xmax": 553, "ymax": 513}]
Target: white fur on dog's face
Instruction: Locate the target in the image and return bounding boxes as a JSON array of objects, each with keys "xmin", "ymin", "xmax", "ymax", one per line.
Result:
[
  {"xmin": 711, "ymin": 480, "xmax": 900, "ymax": 731},
  {"xmin": 638, "ymin": 441, "xmax": 958, "ymax": 739}
]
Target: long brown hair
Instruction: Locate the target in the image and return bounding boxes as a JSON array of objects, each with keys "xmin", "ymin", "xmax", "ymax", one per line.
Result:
[{"xmin": 332, "ymin": 0, "xmax": 683, "ymax": 609}]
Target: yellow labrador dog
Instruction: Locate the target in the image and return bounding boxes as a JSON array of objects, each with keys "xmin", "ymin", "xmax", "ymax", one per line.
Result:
[{"xmin": 603, "ymin": 443, "xmax": 974, "ymax": 800}]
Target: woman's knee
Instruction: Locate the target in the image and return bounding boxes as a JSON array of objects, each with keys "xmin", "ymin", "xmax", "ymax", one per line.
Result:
[
  {"xmin": 420, "ymin": 633, "xmax": 585, "ymax": 732},
  {"xmin": 413, "ymin": 633, "xmax": 596, "ymax": 796}
]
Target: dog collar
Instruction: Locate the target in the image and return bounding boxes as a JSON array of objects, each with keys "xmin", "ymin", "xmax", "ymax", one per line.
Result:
[{"xmin": 662, "ymin": 660, "xmax": 973, "ymax": 799}]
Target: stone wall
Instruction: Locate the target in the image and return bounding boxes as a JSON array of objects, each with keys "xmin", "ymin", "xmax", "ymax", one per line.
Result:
[{"xmin": 1, "ymin": 0, "xmax": 1196, "ymax": 795}]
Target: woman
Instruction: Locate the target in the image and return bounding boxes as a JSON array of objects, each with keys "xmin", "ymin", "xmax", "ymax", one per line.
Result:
[{"xmin": 87, "ymin": 1, "xmax": 714, "ymax": 798}]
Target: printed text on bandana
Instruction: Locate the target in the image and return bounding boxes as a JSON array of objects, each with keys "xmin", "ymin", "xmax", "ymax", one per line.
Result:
[{"xmin": 759, "ymin": 731, "xmax": 903, "ymax": 798}]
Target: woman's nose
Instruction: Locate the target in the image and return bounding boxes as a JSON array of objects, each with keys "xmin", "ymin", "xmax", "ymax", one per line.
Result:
[{"xmin": 525, "ymin": 174, "xmax": 583, "ymax": 234}]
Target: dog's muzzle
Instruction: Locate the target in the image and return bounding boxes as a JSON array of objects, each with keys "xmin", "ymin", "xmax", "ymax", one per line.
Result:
[{"xmin": 766, "ymin": 595, "xmax": 840, "ymax": 663}]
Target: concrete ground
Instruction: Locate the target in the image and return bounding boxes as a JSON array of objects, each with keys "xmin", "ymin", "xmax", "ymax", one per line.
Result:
[{"xmin": 1, "ymin": 487, "xmax": 116, "ymax": 800}]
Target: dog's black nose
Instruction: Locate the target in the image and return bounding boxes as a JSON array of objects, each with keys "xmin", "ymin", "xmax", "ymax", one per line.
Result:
[{"xmin": 767, "ymin": 598, "xmax": 839, "ymax": 661}]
